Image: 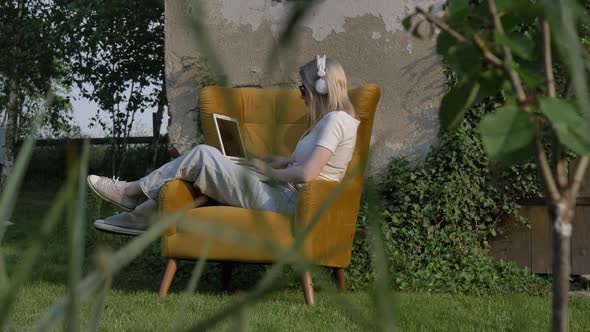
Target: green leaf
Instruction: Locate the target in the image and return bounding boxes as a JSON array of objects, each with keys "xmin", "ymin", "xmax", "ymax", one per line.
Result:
[
  {"xmin": 493, "ymin": 31, "xmax": 533, "ymax": 60},
  {"xmin": 445, "ymin": 43, "xmax": 482, "ymax": 79},
  {"xmin": 496, "ymin": 0, "xmax": 514, "ymax": 11},
  {"xmin": 505, "ymin": 59, "xmax": 545, "ymax": 88},
  {"xmin": 543, "ymin": 0, "xmax": 590, "ymax": 121},
  {"xmin": 449, "ymin": 0, "xmax": 469, "ymax": 13},
  {"xmin": 479, "ymin": 106, "xmax": 535, "ymax": 165},
  {"xmin": 539, "ymin": 97, "xmax": 590, "ymax": 156},
  {"xmin": 440, "ymin": 80, "xmax": 480, "ymax": 131},
  {"xmin": 476, "ymin": 70, "xmax": 507, "ymax": 102},
  {"xmin": 446, "ymin": 8, "xmax": 471, "ymax": 34},
  {"xmin": 436, "ymin": 32, "xmax": 457, "ymax": 56},
  {"xmin": 500, "ymin": 2, "xmax": 545, "ymax": 31}
]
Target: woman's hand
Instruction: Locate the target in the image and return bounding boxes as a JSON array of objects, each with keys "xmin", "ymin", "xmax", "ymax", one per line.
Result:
[
  {"xmin": 250, "ymin": 158, "xmax": 270, "ymax": 174},
  {"xmin": 261, "ymin": 155, "xmax": 291, "ymax": 169}
]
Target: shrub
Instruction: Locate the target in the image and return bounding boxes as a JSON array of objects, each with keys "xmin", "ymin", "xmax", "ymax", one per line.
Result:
[
  {"xmin": 24, "ymin": 143, "xmax": 170, "ymax": 183},
  {"xmin": 348, "ymin": 102, "xmax": 549, "ymax": 295}
]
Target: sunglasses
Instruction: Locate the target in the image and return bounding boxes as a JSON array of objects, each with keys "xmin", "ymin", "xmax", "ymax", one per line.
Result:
[{"xmin": 298, "ymin": 84, "xmax": 306, "ymax": 97}]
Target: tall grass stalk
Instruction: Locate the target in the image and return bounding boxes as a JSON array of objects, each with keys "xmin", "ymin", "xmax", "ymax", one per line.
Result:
[
  {"xmin": 183, "ymin": 1, "xmax": 227, "ymax": 86},
  {"xmin": 0, "ymin": 155, "xmax": 79, "ymax": 327},
  {"xmin": 0, "ymin": 113, "xmax": 45, "ymax": 285},
  {"xmin": 30, "ymin": 212, "xmax": 182, "ymax": 331},
  {"xmin": 67, "ymin": 141, "xmax": 90, "ymax": 332},
  {"xmin": 173, "ymin": 241, "xmax": 210, "ymax": 331},
  {"xmin": 366, "ymin": 184, "xmax": 395, "ymax": 331},
  {"xmin": 86, "ymin": 246, "xmax": 115, "ymax": 332},
  {"xmin": 86, "ymin": 276, "xmax": 112, "ymax": 332}
]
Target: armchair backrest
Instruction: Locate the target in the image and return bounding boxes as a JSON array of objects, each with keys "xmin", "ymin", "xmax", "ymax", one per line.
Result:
[
  {"xmin": 199, "ymin": 84, "xmax": 381, "ymax": 187},
  {"xmin": 199, "ymin": 87, "xmax": 308, "ymax": 157}
]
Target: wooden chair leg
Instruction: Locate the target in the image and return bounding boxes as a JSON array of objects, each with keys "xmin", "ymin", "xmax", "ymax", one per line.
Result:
[
  {"xmin": 301, "ymin": 271, "xmax": 315, "ymax": 305},
  {"xmin": 333, "ymin": 267, "xmax": 346, "ymax": 293},
  {"xmin": 159, "ymin": 258, "xmax": 178, "ymax": 298},
  {"xmin": 221, "ymin": 262, "xmax": 234, "ymax": 292}
]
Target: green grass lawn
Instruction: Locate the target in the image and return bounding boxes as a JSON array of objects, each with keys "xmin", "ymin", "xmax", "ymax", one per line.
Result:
[{"xmin": 3, "ymin": 182, "xmax": 590, "ymax": 331}]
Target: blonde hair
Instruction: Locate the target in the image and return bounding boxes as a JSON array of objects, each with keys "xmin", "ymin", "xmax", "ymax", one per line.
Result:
[{"xmin": 298, "ymin": 57, "xmax": 356, "ymax": 127}]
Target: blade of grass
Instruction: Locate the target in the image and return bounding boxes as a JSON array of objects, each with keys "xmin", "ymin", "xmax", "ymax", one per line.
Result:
[
  {"xmin": 31, "ymin": 274, "xmax": 102, "ymax": 332},
  {"xmin": 0, "ymin": 112, "xmax": 45, "ymax": 285},
  {"xmin": 182, "ymin": 1, "xmax": 227, "ymax": 86},
  {"xmin": 86, "ymin": 248, "xmax": 113, "ymax": 332},
  {"xmin": 265, "ymin": 0, "xmax": 321, "ymax": 73},
  {"xmin": 234, "ymin": 297, "xmax": 249, "ymax": 332},
  {"xmin": 30, "ymin": 211, "xmax": 183, "ymax": 331},
  {"xmin": 177, "ymin": 218, "xmax": 283, "ymax": 253},
  {"xmin": 67, "ymin": 140, "xmax": 90, "ymax": 332},
  {"xmin": 184, "ymin": 271, "xmax": 287, "ymax": 332},
  {"xmin": 325, "ymin": 291, "xmax": 375, "ymax": 330},
  {"xmin": 365, "ymin": 183, "xmax": 395, "ymax": 332},
  {"xmin": 85, "ymin": 277, "xmax": 111, "ymax": 332},
  {"xmin": 0, "ymin": 158, "xmax": 78, "ymax": 327},
  {"xmin": 297, "ymin": 262, "xmax": 374, "ymax": 329},
  {"xmin": 173, "ymin": 241, "xmax": 210, "ymax": 332}
]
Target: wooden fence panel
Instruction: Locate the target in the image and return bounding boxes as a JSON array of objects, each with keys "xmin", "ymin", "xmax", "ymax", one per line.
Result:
[
  {"xmin": 488, "ymin": 218, "xmax": 531, "ymax": 269},
  {"xmin": 572, "ymin": 206, "xmax": 590, "ymax": 274},
  {"xmin": 570, "ymin": 159, "xmax": 590, "ymax": 197},
  {"xmin": 529, "ymin": 206, "xmax": 552, "ymax": 273}
]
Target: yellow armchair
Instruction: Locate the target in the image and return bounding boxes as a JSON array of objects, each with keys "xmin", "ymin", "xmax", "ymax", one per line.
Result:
[{"xmin": 157, "ymin": 84, "xmax": 380, "ymax": 304}]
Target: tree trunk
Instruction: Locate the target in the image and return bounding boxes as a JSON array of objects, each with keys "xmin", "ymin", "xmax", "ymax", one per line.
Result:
[
  {"xmin": 150, "ymin": 85, "xmax": 166, "ymax": 173},
  {"xmin": 1, "ymin": 0, "xmax": 26, "ymax": 192},
  {"xmin": 550, "ymin": 200, "xmax": 573, "ymax": 332}
]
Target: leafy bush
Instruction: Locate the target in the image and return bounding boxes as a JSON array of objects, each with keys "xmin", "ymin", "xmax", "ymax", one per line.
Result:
[
  {"xmin": 24, "ymin": 143, "xmax": 170, "ymax": 183},
  {"xmin": 348, "ymin": 102, "xmax": 549, "ymax": 295}
]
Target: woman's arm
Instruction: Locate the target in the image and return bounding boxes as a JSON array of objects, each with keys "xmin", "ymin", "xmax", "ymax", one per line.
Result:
[
  {"xmin": 251, "ymin": 146, "xmax": 333, "ymax": 183},
  {"xmin": 261, "ymin": 155, "xmax": 292, "ymax": 169}
]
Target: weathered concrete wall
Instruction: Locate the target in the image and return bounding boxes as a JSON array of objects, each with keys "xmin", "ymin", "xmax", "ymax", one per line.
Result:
[{"xmin": 165, "ymin": 0, "xmax": 445, "ymax": 175}]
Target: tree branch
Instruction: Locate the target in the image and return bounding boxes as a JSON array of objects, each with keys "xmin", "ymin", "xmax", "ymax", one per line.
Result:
[
  {"xmin": 570, "ymin": 157, "xmax": 589, "ymax": 205},
  {"xmin": 415, "ymin": 7, "xmax": 504, "ymax": 69},
  {"xmin": 543, "ymin": 20, "xmax": 568, "ymax": 190},
  {"xmin": 415, "ymin": 7, "xmax": 466, "ymax": 42},
  {"xmin": 535, "ymin": 135, "xmax": 562, "ymax": 201},
  {"xmin": 486, "ymin": 0, "xmax": 527, "ymax": 103},
  {"xmin": 472, "ymin": 35, "xmax": 505, "ymax": 68},
  {"xmin": 543, "ymin": 20, "xmax": 556, "ymax": 98},
  {"xmin": 554, "ymin": 136, "xmax": 568, "ymax": 191}
]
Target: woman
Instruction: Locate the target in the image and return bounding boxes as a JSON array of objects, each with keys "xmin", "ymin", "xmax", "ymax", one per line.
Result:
[{"xmin": 88, "ymin": 55, "xmax": 360, "ymax": 234}]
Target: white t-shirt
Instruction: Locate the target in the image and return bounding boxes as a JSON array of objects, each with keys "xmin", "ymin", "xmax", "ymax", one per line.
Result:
[{"xmin": 290, "ymin": 111, "xmax": 360, "ymax": 182}]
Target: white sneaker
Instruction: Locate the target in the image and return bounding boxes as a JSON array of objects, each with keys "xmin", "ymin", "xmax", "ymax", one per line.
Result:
[
  {"xmin": 94, "ymin": 212, "xmax": 147, "ymax": 236},
  {"xmin": 87, "ymin": 175, "xmax": 145, "ymax": 212}
]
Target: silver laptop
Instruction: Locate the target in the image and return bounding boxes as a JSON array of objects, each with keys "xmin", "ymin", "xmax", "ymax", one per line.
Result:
[{"xmin": 213, "ymin": 113, "xmax": 269, "ymax": 181}]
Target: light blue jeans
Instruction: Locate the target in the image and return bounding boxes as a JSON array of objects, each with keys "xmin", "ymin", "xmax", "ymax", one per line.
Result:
[{"xmin": 138, "ymin": 145, "xmax": 298, "ymax": 214}]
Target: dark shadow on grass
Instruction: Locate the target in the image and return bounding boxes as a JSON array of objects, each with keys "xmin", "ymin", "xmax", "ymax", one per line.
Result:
[{"xmin": 5, "ymin": 181, "xmax": 305, "ymax": 297}]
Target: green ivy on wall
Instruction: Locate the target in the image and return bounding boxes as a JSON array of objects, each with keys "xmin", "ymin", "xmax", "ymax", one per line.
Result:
[{"xmin": 348, "ymin": 100, "xmax": 549, "ymax": 295}]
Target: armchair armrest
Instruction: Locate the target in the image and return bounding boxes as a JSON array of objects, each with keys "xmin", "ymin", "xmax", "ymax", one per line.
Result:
[
  {"xmin": 295, "ymin": 179, "xmax": 363, "ymax": 267},
  {"xmin": 158, "ymin": 180, "xmax": 200, "ymax": 236}
]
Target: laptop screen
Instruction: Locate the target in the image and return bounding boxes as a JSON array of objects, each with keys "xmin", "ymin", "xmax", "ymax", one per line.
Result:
[{"xmin": 215, "ymin": 117, "xmax": 246, "ymax": 158}]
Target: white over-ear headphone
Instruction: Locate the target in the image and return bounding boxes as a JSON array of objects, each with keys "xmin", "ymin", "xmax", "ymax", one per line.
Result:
[{"xmin": 315, "ymin": 54, "xmax": 329, "ymax": 95}]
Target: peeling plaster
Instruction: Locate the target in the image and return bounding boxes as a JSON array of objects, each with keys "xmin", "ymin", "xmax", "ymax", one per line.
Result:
[
  {"xmin": 385, "ymin": 139, "xmax": 405, "ymax": 150},
  {"xmin": 212, "ymin": 0, "xmax": 443, "ymax": 41},
  {"xmin": 165, "ymin": 0, "xmax": 446, "ymax": 175}
]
